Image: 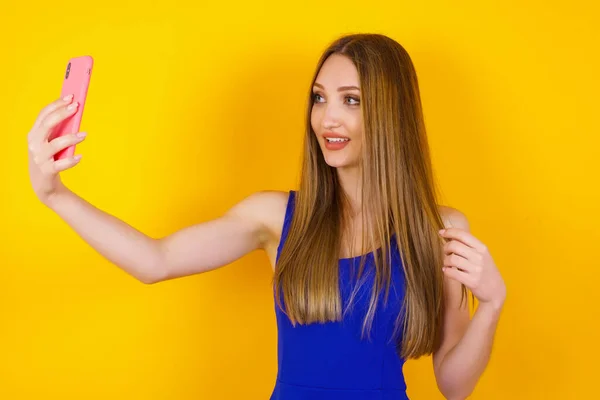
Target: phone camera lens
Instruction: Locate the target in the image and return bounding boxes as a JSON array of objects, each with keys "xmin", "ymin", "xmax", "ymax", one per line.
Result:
[{"xmin": 65, "ymin": 63, "xmax": 71, "ymax": 79}]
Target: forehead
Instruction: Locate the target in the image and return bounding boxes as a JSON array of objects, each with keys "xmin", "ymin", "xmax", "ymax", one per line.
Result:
[{"xmin": 315, "ymin": 54, "xmax": 359, "ymax": 86}]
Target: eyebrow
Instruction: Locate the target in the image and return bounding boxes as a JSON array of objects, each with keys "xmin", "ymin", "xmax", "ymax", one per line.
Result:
[{"xmin": 313, "ymin": 82, "xmax": 360, "ymax": 92}]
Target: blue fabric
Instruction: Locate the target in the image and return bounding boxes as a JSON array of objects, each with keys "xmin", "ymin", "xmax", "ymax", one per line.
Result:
[{"xmin": 270, "ymin": 190, "xmax": 409, "ymax": 400}]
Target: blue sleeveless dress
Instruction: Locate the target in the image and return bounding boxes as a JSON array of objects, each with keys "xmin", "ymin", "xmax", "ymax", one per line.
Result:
[{"xmin": 270, "ymin": 190, "xmax": 409, "ymax": 400}]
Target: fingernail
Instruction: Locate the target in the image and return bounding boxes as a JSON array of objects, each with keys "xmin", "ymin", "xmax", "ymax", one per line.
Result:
[
  {"xmin": 63, "ymin": 94, "xmax": 74, "ymax": 102},
  {"xmin": 77, "ymin": 132, "xmax": 87, "ymax": 138},
  {"xmin": 74, "ymin": 154, "xmax": 82, "ymax": 161},
  {"xmin": 67, "ymin": 102, "xmax": 78, "ymax": 110},
  {"xmin": 439, "ymin": 229, "xmax": 445, "ymax": 234}
]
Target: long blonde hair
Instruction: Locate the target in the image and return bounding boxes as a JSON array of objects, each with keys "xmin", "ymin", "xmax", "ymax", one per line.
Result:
[{"xmin": 272, "ymin": 33, "xmax": 468, "ymax": 359}]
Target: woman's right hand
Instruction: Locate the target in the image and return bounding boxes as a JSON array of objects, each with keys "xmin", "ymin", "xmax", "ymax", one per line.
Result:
[{"xmin": 27, "ymin": 94, "xmax": 87, "ymax": 206}]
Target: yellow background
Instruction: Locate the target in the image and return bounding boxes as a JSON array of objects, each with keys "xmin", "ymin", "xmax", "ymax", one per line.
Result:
[{"xmin": 2, "ymin": 1, "xmax": 598, "ymax": 399}]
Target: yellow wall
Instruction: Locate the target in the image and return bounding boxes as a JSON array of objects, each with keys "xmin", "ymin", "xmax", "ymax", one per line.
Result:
[{"xmin": 2, "ymin": 1, "xmax": 598, "ymax": 399}]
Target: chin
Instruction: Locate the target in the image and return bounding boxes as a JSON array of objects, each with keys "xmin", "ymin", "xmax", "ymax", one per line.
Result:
[{"xmin": 322, "ymin": 153, "xmax": 358, "ymax": 169}]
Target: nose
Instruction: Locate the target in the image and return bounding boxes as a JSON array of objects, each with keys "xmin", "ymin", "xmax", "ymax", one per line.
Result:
[{"xmin": 322, "ymin": 103, "xmax": 342, "ymax": 130}]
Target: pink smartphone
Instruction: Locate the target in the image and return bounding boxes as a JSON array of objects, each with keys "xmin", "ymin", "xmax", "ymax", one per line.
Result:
[{"xmin": 51, "ymin": 55, "xmax": 93, "ymax": 161}]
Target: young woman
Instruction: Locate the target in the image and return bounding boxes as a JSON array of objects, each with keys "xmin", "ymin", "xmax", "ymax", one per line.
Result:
[{"xmin": 27, "ymin": 33, "xmax": 506, "ymax": 399}]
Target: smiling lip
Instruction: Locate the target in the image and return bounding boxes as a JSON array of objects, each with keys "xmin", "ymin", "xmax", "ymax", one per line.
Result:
[
  {"xmin": 323, "ymin": 132, "xmax": 350, "ymax": 140},
  {"xmin": 324, "ymin": 138, "xmax": 350, "ymax": 150},
  {"xmin": 322, "ymin": 131, "xmax": 351, "ymax": 150}
]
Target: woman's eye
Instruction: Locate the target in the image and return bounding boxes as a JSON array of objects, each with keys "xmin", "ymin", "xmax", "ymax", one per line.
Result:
[
  {"xmin": 311, "ymin": 93, "xmax": 359, "ymax": 105},
  {"xmin": 347, "ymin": 96, "xmax": 360, "ymax": 105}
]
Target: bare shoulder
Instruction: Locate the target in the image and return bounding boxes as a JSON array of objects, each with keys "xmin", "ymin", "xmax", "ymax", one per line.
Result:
[
  {"xmin": 227, "ymin": 189, "xmax": 290, "ymax": 249},
  {"xmin": 228, "ymin": 190, "xmax": 289, "ymax": 269},
  {"xmin": 232, "ymin": 190, "xmax": 289, "ymax": 235},
  {"xmin": 437, "ymin": 205, "xmax": 470, "ymax": 230}
]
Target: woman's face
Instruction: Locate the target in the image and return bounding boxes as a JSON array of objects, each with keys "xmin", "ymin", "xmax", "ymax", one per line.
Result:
[{"xmin": 311, "ymin": 54, "xmax": 363, "ymax": 169}]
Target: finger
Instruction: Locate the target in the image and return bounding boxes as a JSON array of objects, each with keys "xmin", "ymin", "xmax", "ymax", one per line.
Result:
[
  {"xmin": 440, "ymin": 228, "xmax": 486, "ymax": 252},
  {"xmin": 443, "ymin": 266, "xmax": 472, "ymax": 286},
  {"xmin": 38, "ymin": 132, "xmax": 86, "ymax": 162},
  {"xmin": 34, "ymin": 94, "xmax": 74, "ymax": 128},
  {"xmin": 31, "ymin": 100, "xmax": 79, "ymax": 145},
  {"xmin": 29, "ymin": 95, "xmax": 74, "ymax": 140},
  {"xmin": 53, "ymin": 154, "xmax": 83, "ymax": 172},
  {"xmin": 39, "ymin": 154, "xmax": 82, "ymax": 176},
  {"xmin": 444, "ymin": 239, "xmax": 480, "ymax": 261},
  {"xmin": 443, "ymin": 253, "xmax": 476, "ymax": 272}
]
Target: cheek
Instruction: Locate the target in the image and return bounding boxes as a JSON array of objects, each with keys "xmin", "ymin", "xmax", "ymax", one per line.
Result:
[
  {"xmin": 310, "ymin": 108, "xmax": 320, "ymax": 130},
  {"xmin": 349, "ymin": 115, "xmax": 363, "ymax": 141}
]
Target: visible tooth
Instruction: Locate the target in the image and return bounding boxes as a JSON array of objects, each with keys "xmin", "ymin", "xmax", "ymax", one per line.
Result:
[{"xmin": 326, "ymin": 138, "xmax": 349, "ymax": 142}]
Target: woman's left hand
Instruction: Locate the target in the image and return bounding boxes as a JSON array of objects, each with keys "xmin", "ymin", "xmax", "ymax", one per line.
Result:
[{"xmin": 439, "ymin": 228, "xmax": 506, "ymax": 311}]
